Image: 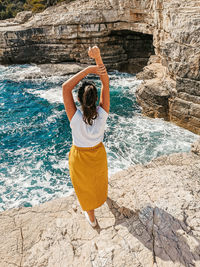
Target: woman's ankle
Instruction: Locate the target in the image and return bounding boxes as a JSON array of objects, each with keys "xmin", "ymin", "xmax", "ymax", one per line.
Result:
[{"xmin": 86, "ymin": 210, "xmax": 95, "ymax": 222}]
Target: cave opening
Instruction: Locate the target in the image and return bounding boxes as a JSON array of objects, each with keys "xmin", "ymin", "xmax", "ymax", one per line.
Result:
[{"xmin": 105, "ymin": 29, "xmax": 155, "ymax": 74}]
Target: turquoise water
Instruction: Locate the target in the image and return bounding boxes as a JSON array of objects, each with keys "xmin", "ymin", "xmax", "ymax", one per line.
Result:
[{"xmin": 0, "ymin": 64, "xmax": 198, "ymax": 211}]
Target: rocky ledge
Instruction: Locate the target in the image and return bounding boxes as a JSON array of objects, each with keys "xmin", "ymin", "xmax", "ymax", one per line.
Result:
[
  {"xmin": 21, "ymin": 62, "xmax": 86, "ymax": 79},
  {"xmin": 0, "ymin": 138, "xmax": 200, "ymax": 267}
]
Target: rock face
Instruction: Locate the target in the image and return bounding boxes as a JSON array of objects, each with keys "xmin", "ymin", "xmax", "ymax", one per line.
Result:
[
  {"xmin": 0, "ymin": 0, "xmax": 199, "ymax": 133},
  {"xmin": 0, "ymin": 0, "xmax": 199, "ymax": 132},
  {"xmin": 0, "ymin": 139, "xmax": 200, "ymax": 267},
  {"xmin": 0, "ymin": 0, "xmax": 154, "ymax": 73},
  {"xmin": 135, "ymin": 1, "xmax": 200, "ymax": 135}
]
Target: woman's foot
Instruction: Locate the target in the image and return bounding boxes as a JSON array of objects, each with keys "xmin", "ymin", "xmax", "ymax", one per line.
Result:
[
  {"xmin": 85, "ymin": 209, "xmax": 95, "ymax": 221},
  {"xmin": 84, "ymin": 210, "xmax": 97, "ymax": 227}
]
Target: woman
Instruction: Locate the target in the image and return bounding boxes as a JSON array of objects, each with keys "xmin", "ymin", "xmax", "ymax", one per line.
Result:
[{"xmin": 62, "ymin": 46, "xmax": 110, "ymax": 227}]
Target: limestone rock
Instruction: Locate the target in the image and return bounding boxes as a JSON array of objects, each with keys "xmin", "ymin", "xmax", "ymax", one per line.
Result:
[
  {"xmin": 0, "ymin": 0, "xmax": 199, "ymax": 133},
  {"xmin": 0, "ymin": 0, "xmax": 154, "ymax": 72},
  {"xmin": 191, "ymin": 138, "xmax": 200, "ymax": 156},
  {"xmin": 136, "ymin": 63, "xmax": 176, "ymax": 119},
  {"xmin": 135, "ymin": 1, "xmax": 200, "ymax": 135},
  {"xmin": 25, "ymin": 63, "xmax": 85, "ymax": 79},
  {"xmin": 0, "ymin": 139, "xmax": 200, "ymax": 267},
  {"xmin": 13, "ymin": 11, "xmax": 33, "ymax": 24}
]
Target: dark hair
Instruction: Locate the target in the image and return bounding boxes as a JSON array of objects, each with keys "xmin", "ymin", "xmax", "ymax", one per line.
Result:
[{"xmin": 78, "ymin": 80, "xmax": 98, "ymax": 125}]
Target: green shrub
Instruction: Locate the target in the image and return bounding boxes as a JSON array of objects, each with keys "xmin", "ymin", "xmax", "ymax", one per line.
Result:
[
  {"xmin": 24, "ymin": 0, "xmax": 46, "ymax": 12},
  {"xmin": 0, "ymin": 0, "xmax": 26, "ymax": 20},
  {"xmin": 0, "ymin": 0, "xmax": 76, "ymax": 20},
  {"xmin": 32, "ymin": 3, "xmax": 46, "ymax": 12}
]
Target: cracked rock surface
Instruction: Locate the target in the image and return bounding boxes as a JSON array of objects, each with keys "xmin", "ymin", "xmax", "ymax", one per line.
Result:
[{"xmin": 0, "ymin": 139, "xmax": 200, "ymax": 267}]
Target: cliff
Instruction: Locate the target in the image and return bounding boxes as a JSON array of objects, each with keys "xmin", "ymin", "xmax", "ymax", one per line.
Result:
[
  {"xmin": 135, "ymin": 0, "xmax": 200, "ymax": 135},
  {"xmin": 0, "ymin": 0, "xmax": 199, "ymax": 134},
  {"xmin": 0, "ymin": 0, "xmax": 155, "ymax": 73},
  {"xmin": 0, "ymin": 138, "xmax": 200, "ymax": 267}
]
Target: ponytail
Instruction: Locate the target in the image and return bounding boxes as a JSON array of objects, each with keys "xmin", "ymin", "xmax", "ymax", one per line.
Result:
[{"xmin": 78, "ymin": 81, "xmax": 98, "ymax": 125}]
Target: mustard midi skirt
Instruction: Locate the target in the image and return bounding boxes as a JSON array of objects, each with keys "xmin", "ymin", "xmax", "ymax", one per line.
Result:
[{"xmin": 68, "ymin": 142, "xmax": 108, "ymax": 211}]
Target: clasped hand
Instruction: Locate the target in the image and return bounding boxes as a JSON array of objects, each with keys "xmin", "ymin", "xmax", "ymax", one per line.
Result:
[
  {"xmin": 88, "ymin": 45, "xmax": 101, "ymax": 59},
  {"xmin": 87, "ymin": 45, "xmax": 107, "ymax": 76},
  {"xmin": 86, "ymin": 64, "xmax": 106, "ymax": 76}
]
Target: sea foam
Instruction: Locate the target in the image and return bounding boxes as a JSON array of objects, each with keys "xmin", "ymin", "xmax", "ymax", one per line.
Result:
[{"xmin": 0, "ymin": 64, "xmax": 198, "ymax": 211}]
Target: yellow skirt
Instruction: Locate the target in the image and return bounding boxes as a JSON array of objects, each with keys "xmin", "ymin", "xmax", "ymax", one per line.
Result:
[{"xmin": 68, "ymin": 142, "xmax": 108, "ymax": 211}]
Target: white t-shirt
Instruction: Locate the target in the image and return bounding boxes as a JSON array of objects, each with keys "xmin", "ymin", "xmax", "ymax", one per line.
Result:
[{"xmin": 70, "ymin": 106, "xmax": 108, "ymax": 147}]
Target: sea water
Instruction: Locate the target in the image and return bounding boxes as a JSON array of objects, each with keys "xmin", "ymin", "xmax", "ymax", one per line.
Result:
[{"xmin": 0, "ymin": 64, "xmax": 198, "ymax": 211}]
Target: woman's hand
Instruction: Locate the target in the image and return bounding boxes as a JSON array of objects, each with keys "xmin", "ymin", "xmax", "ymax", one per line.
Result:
[
  {"xmin": 97, "ymin": 64, "xmax": 107, "ymax": 76},
  {"xmin": 86, "ymin": 65, "xmax": 107, "ymax": 76},
  {"xmin": 88, "ymin": 46, "xmax": 101, "ymax": 59}
]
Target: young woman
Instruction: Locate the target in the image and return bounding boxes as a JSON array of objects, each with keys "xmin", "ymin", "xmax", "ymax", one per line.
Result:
[{"xmin": 62, "ymin": 46, "xmax": 110, "ymax": 227}]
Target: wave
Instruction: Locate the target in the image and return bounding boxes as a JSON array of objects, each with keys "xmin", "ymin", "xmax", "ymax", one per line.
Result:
[{"xmin": 0, "ymin": 64, "xmax": 198, "ymax": 211}]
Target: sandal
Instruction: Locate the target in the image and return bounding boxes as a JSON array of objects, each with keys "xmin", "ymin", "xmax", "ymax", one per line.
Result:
[{"xmin": 84, "ymin": 211, "xmax": 97, "ymax": 227}]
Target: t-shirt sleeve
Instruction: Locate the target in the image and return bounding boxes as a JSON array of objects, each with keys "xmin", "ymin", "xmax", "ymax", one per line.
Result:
[
  {"xmin": 70, "ymin": 109, "xmax": 81, "ymax": 129},
  {"xmin": 98, "ymin": 106, "xmax": 109, "ymax": 121}
]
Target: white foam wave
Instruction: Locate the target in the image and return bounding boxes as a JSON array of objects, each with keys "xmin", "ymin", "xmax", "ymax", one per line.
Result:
[
  {"xmin": 109, "ymin": 71, "xmax": 143, "ymax": 92},
  {"xmin": 0, "ymin": 143, "xmax": 74, "ymax": 211},
  {"xmin": 105, "ymin": 113, "xmax": 198, "ymax": 173},
  {"xmin": 28, "ymin": 86, "xmax": 66, "ymax": 104},
  {"xmin": 0, "ymin": 64, "xmax": 199, "ymax": 212},
  {"xmin": 0, "ymin": 64, "xmax": 41, "ymax": 81}
]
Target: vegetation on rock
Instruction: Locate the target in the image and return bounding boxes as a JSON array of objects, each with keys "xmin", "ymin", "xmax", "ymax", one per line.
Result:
[{"xmin": 0, "ymin": 0, "xmax": 73, "ymax": 20}]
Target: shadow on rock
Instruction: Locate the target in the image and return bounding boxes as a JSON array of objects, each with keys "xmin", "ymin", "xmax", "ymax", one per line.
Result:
[{"xmin": 104, "ymin": 196, "xmax": 200, "ymax": 266}]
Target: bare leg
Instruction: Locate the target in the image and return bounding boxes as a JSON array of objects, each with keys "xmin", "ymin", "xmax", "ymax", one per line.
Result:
[{"xmin": 86, "ymin": 209, "xmax": 95, "ymax": 222}]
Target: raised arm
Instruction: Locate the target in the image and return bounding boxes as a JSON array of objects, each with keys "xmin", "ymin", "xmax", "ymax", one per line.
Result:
[
  {"xmin": 88, "ymin": 46, "xmax": 110, "ymax": 113},
  {"xmin": 62, "ymin": 65, "xmax": 99, "ymax": 122}
]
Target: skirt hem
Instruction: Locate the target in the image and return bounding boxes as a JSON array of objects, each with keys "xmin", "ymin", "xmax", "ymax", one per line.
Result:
[{"xmin": 81, "ymin": 196, "xmax": 108, "ymax": 211}]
